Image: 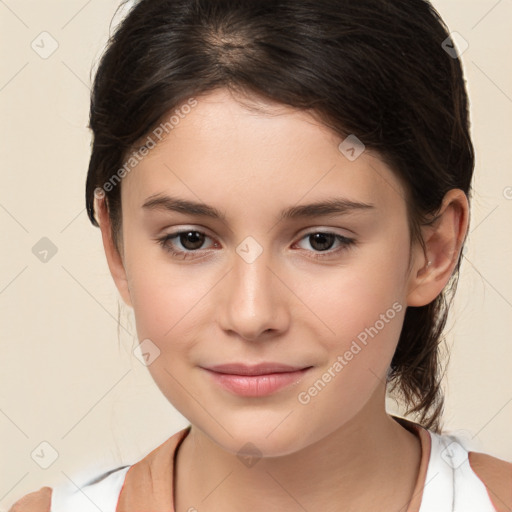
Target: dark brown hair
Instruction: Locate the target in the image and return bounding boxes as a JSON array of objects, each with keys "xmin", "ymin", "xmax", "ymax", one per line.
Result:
[{"xmin": 85, "ymin": 0, "xmax": 474, "ymax": 433}]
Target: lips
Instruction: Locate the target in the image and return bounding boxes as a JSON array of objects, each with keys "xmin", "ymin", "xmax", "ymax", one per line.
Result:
[
  {"xmin": 202, "ymin": 362, "xmax": 313, "ymax": 397},
  {"xmin": 205, "ymin": 362, "xmax": 310, "ymax": 376}
]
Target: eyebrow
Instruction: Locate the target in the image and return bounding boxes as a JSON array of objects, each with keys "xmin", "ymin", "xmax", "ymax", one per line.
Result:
[{"xmin": 142, "ymin": 194, "xmax": 375, "ymax": 221}]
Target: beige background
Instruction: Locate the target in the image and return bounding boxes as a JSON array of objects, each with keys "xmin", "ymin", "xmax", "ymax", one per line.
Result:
[{"xmin": 1, "ymin": 0, "xmax": 511, "ymax": 508}]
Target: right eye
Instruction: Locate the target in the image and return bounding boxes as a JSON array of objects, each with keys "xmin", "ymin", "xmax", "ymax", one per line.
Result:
[{"xmin": 156, "ymin": 229, "xmax": 219, "ymax": 259}]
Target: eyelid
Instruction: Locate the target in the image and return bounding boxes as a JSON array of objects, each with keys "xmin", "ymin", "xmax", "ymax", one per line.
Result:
[
  {"xmin": 296, "ymin": 226, "xmax": 354, "ymax": 238},
  {"xmin": 163, "ymin": 224, "xmax": 214, "ymax": 236}
]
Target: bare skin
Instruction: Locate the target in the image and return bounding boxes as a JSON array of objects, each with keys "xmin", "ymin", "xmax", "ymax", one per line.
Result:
[
  {"xmin": 175, "ymin": 385, "xmax": 421, "ymax": 512},
  {"xmin": 97, "ymin": 88, "xmax": 469, "ymax": 511}
]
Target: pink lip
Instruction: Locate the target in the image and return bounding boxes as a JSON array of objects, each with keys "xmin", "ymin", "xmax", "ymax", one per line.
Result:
[{"xmin": 202, "ymin": 363, "xmax": 312, "ymax": 397}]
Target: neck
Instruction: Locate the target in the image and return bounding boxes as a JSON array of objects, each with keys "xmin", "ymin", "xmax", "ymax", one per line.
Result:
[{"xmin": 174, "ymin": 390, "xmax": 422, "ymax": 512}]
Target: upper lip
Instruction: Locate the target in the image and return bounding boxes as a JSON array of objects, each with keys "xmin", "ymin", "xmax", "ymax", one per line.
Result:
[{"xmin": 203, "ymin": 363, "xmax": 311, "ymax": 376}]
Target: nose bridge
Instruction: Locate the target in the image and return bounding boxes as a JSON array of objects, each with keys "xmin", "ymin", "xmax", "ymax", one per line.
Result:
[
  {"xmin": 220, "ymin": 237, "xmax": 286, "ymax": 339},
  {"xmin": 232, "ymin": 239, "xmax": 275, "ymax": 309}
]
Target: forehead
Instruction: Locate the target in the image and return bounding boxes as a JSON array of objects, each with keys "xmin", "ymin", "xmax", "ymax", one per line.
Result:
[{"xmin": 120, "ymin": 89, "xmax": 408, "ymax": 220}]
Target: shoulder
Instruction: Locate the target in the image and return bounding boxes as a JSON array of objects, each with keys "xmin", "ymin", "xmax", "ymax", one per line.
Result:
[
  {"xmin": 8, "ymin": 486, "xmax": 52, "ymax": 512},
  {"xmin": 394, "ymin": 416, "xmax": 511, "ymax": 511},
  {"xmin": 7, "ymin": 429, "xmax": 191, "ymax": 512},
  {"xmin": 428, "ymin": 429, "xmax": 512, "ymax": 510},
  {"xmin": 468, "ymin": 450, "xmax": 512, "ymax": 512},
  {"xmin": 8, "ymin": 465, "xmax": 131, "ymax": 512}
]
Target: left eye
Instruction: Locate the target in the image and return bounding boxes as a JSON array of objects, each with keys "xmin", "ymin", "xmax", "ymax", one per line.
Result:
[{"xmin": 295, "ymin": 232, "xmax": 355, "ymax": 253}]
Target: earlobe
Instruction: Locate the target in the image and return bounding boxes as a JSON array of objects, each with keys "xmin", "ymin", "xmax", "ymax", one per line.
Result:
[
  {"xmin": 406, "ymin": 189, "xmax": 469, "ymax": 307},
  {"xmin": 95, "ymin": 194, "xmax": 133, "ymax": 308}
]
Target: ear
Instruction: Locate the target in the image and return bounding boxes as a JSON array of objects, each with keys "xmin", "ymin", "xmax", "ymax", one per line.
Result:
[
  {"xmin": 95, "ymin": 192, "xmax": 133, "ymax": 307},
  {"xmin": 406, "ymin": 188, "xmax": 469, "ymax": 307}
]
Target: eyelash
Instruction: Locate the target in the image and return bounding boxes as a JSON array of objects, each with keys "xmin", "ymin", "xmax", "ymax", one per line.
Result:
[{"xmin": 155, "ymin": 229, "xmax": 356, "ymax": 261}]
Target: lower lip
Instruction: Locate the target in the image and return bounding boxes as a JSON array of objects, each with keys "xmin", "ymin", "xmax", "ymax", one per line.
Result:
[{"xmin": 203, "ymin": 368, "xmax": 311, "ymax": 397}]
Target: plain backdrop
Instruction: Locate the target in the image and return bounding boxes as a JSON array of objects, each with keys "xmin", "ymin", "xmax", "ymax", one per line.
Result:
[{"xmin": 1, "ymin": 0, "xmax": 511, "ymax": 508}]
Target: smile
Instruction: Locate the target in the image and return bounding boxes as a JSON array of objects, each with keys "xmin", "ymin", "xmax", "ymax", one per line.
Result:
[{"xmin": 201, "ymin": 363, "xmax": 313, "ymax": 397}]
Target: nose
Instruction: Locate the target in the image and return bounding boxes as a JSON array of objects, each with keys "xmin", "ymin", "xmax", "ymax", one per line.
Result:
[{"xmin": 217, "ymin": 247, "xmax": 290, "ymax": 341}]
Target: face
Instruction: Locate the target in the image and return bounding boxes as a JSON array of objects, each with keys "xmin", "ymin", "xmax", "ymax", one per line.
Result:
[{"xmin": 114, "ymin": 88, "xmax": 420, "ymax": 456}]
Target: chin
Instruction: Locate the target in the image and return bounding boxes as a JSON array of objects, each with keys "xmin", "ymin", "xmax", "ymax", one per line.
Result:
[{"xmin": 196, "ymin": 415, "xmax": 316, "ymax": 459}]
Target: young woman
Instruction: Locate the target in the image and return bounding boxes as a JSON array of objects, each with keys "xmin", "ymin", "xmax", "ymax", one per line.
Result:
[{"xmin": 10, "ymin": 0, "xmax": 511, "ymax": 511}]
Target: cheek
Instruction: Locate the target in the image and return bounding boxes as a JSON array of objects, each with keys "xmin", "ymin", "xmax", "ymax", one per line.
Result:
[
  {"xmin": 124, "ymin": 253, "xmax": 210, "ymax": 409},
  {"xmin": 299, "ymin": 239, "xmax": 408, "ymax": 339},
  {"xmin": 294, "ymin": 238, "xmax": 409, "ymax": 385},
  {"xmin": 125, "ymin": 239, "xmax": 211, "ymax": 341},
  {"xmin": 292, "ymin": 272, "xmax": 406, "ymax": 439},
  {"xmin": 301, "ymin": 279, "xmax": 405, "ymax": 383}
]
